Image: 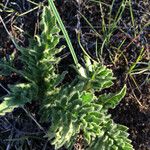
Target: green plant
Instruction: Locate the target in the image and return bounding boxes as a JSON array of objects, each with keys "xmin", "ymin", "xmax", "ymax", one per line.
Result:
[
  {"xmin": 0, "ymin": 4, "xmax": 133, "ymax": 150},
  {"xmin": 41, "ymin": 58, "xmax": 133, "ymax": 150},
  {"xmin": 0, "ymin": 6, "xmax": 63, "ymax": 114}
]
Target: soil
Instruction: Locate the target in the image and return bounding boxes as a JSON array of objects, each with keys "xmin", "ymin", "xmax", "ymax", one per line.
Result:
[{"xmin": 0, "ymin": 0, "xmax": 150, "ymax": 150}]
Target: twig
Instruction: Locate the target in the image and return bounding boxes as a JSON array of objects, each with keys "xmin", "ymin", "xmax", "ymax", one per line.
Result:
[
  {"xmin": 6, "ymin": 128, "xmax": 14, "ymax": 150},
  {"xmin": 127, "ymin": 78, "xmax": 144, "ymax": 107},
  {"xmin": 3, "ymin": 0, "xmax": 10, "ymax": 10},
  {"xmin": 0, "ymin": 15, "xmax": 18, "ymax": 49},
  {"xmin": 0, "ymin": 84, "xmax": 10, "ymax": 94},
  {"xmin": 22, "ymin": 107, "xmax": 46, "ymax": 134}
]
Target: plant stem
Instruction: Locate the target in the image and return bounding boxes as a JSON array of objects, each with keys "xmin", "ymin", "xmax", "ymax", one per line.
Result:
[{"xmin": 48, "ymin": 0, "xmax": 79, "ymax": 67}]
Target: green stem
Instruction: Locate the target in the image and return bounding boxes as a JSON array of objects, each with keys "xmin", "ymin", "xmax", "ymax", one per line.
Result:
[{"xmin": 48, "ymin": 0, "xmax": 79, "ymax": 67}]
